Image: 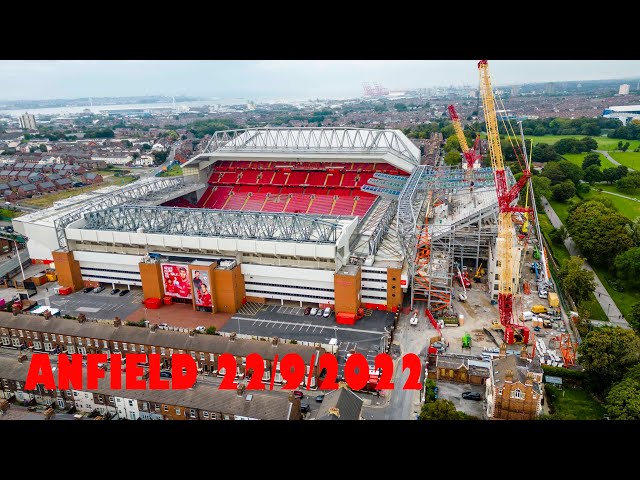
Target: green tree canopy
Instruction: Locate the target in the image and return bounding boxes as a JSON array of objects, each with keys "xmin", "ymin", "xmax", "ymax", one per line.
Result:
[
  {"xmin": 578, "ymin": 326, "xmax": 640, "ymax": 394},
  {"xmin": 444, "ymin": 135, "xmax": 461, "ymax": 153},
  {"xmin": 606, "ymin": 368, "xmax": 640, "ymax": 420},
  {"xmin": 614, "ymin": 247, "xmax": 640, "ymax": 289},
  {"xmin": 532, "ymin": 176, "xmax": 552, "ymax": 204},
  {"xmin": 582, "ymin": 152, "xmax": 601, "ymax": 170},
  {"xmin": 616, "ymin": 172, "xmax": 640, "ymax": 194},
  {"xmin": 444, "ymin": 150, "xmax": 462, "ymax": 166},
  {"xmin": 560, "ymin": 256, "xmax": 596, "ymax": 303},
  {"xmin": 551, "ymin": 179, "xmax": 576, "ymax": 201},
  {"xmin": 531, "ymin": 143, "xmax": 559, "ymax": 163},
  {"xmin": 418, "ymin": 399, "xmax": 472, "ymax": 420},
  {"xmin": 566, "ymin": 200, "xmax": 634, "ymax": 266},
  {"xmin": 583, "ymin": 165, "xmax": 603, "ymax": 184}
]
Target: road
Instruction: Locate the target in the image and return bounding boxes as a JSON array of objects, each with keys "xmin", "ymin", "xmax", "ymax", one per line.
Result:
[
  {"xmin": 542, "ymin": 196, "xmax": 630, "ymax": 329},
  {"xmin": 595, "ymin": 150, "xmax": 635, "ymax": 172}
]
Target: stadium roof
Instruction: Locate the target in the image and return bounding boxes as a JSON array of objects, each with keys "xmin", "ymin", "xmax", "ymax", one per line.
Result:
[{"xmin": 183, "ymin": 127, "xmax": 421, "ymax": 173}]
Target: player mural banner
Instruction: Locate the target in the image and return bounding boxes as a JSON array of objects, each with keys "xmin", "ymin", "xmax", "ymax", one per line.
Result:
[
  {"xmin": 191, "ymin": 269, "xmax": 213, "ymax": 307},
  {"xmin": 161, "ymin": 263, "xmax": 192, "ymax": 299}
]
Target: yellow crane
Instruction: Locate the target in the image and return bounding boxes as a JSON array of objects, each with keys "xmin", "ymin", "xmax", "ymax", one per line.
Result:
[{"xmin": 478, "ymin": 60, "xmax": 532, "ymax": 344}]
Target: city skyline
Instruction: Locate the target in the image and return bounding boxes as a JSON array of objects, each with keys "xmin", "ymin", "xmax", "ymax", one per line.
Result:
[{"xmin": 0, "ymin": 60, "xmax": 639, "ymax": 102}]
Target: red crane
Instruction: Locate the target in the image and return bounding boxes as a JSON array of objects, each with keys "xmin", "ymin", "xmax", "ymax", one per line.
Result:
[{"xmin": 447, "ymin": 104, "xmax": 482, "ymax": 171}]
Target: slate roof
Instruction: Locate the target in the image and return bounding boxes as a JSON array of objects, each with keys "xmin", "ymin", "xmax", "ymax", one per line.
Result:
[{"xmin": 316, "ymin": 387, "xmax": 363, "ymax": 420}]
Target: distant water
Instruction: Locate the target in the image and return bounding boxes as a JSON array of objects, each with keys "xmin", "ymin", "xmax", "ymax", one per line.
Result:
[{"xmin": 0, "ymin": 98, "xmax": 248, "ymax": 117}]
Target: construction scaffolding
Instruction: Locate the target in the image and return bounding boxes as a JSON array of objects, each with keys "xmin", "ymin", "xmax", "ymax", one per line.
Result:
[{"xmin": 401, "ymin": 166, "xmax": 517, "ymax": 312}]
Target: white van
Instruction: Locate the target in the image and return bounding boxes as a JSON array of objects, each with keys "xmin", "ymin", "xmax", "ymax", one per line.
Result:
[
  {"xmin": 522, "ymin": 311, "xmax": 534, "ymax": 321},
  {"xmin": 323, "ymin": 307, "xmax": 332, "ymax": 318}
]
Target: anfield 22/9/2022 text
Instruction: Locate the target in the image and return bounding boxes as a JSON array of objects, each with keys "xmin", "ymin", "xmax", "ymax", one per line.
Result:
[{"xmin": 24, "ymin": 352, "xmax": 423, "ymax": 391}]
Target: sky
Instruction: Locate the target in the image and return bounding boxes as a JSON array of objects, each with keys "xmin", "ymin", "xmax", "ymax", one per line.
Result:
[{"xmin": 0, "ymin": 60, "xmax": 639, "ymax": 102}]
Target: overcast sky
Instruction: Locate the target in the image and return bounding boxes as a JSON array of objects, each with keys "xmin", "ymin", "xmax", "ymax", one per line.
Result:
[{"xmin": 1, "ymin": 60, "xmax": 639, "ymax": 102}]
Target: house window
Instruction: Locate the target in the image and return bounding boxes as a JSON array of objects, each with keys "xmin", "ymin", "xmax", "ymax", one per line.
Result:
[
  {"xmin": 43, "ymin": 333, "xmax": 49, "ymax": 341},
  {"xmin": 155, "ymin": 404, "xmax": 160, "ymax": 411},
  {"xmin": 130, "ymin": 344, "xmax": 136, "ymax": 352},
  {"xmin": 511, "ymin": 388, "xmax": 523, "ymax": 399},
  {"xmin": 33, "ymin": 341, "xmax": 42, "ymax": 350},
  {"xmin": 67, "ymin": 345, "xmax": 75, "ymax": 354},
  {"xmin": 11, "ymin": 338, "xmax": 20, "ymax": 347},
  {"xmin": 169, "ymin": 349, "xmax": 174, "ymax": 356},
  {"xmin": 151, "ymin": 346, "xmax": 156, "ymax": 354},
  {"xmin": 123, "ymin": 343, "xmax": 128, "ymax": 351},
  {"xmin": 190, "ymin": 351, "xmax": 195, "ymax": 359},
  {"xmin": 18, "ymin": 330, "xmax": 23, "ymax": 337},
  {"xmin": 163, "ymin": 405, "xmax": 168, "ymax": 412},
  {"xmin": 203, "ymin": 411, "xmax": 209, "ymax": 419},
  {"xmin": 498, "ymin": 388, "xmax": 503, "ymax": 395},
  {"xmin": 140, "ymin": 345, "xmax": 145, "ymax": 353},
  {"xmin": 77, "ymin": 338, "xmax": 83, "ymax": 346},
  {"xmin": 67, "ymin": 336, "xmax": 72, "ymax": 343},
  {"xmin": 200, "ymin": 353, "xmax": 204, "ymax": 361},
  {"xmin": 103, "ymin": 340, "xmax": 108, "ymax": 348},
  {"xmin": 26, "ymin": 331, "xmax": 31, "ymax": 338},
  {"xmin": 129, "ymin": 412, "xmax": 136, "ymax": 420},
  {"xmin": 190, "ymin": 409, "xmax": 196, "ymax": 418},
  {"xmin": 66, "ymin": 390, "xmax": 71, "ymax": 396},
  {"xmin": 95, "ymin": 340, "xmax": 99, "ymax": 347},
  {"xmin": 128, "ymin": 400, "xmax": 134, "ymax": 407},
  {"xmin": 211, "ymin": 413, "xmax": 217, "ymax": 420},
  {"xmin": 113, "ymin": 342, "xmax": 119, "ymax": 350},
  {"xmin": 57, "ymin": 398, "xmax": 65, "ymax": 408},
  {"xmin": 78, "ymin": 347, "xmax": 86, "ymax": 355},
  {"xmin": 86, "ymin": 338, "xmax": 91, "ymax": 345},
  {"xmin": 51, "ymin": 334, "xmax": 57, "ymax": 342},
  {"xmin": 161, "ymin": 348, "xmax": 166, "ymax": 355},
  {"xmin": 175, "ymin": 408, "xmax": 181, "ymax": 416},
  {"xmin": 109, "ymin": 396, "xmax": 114, "ymax": 404},
  {"xmin": 209, "ymin": 353, "xmax": 214, "ymax": 362},
  {"xmin": 1, "ymin": 337, "xmax": 9, "ymax": 346},
  {"xmin": 97, "ymin": 396, "xmax": 104, "ymax": 404},
  {"xmin": 44, "ymin": 343, "xmax": 53, "ymax": 351}
]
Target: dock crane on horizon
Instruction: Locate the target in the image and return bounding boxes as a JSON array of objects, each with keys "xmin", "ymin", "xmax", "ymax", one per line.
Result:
[{"xmin": 478, "ymin": 59, "xmax": 532, "ymax": 345}]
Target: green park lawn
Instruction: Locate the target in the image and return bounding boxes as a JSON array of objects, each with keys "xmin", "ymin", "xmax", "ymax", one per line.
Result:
[
  {"xmin": 526, "ymin": 135, "xmax": 640, "ymax": 151},
  {"xmin": 581, "ymin": 189, "xmax": 640, "ymax": 220},
  {"xmin": 593, "ymin": 184, "xmax": 640, "ymax": 201},
  {"xmin": 608, "ymin": 151, "xmax": 640, "ymax": 170},
  {"xmin": 545, "ymin": 385, "xmax": 605, "ymax": 420},
  {"xmin": 560, "ymin": 152, "xmax": 614, "ymax": 169}
]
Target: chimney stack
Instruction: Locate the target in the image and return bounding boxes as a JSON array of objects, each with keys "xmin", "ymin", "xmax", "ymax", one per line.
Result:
[
  {"xmin": 113, "ymin": 316, "xmax": 121, "ymax": 328},
  {"xmin": 272, "ymin": 336, "xmax": 279, "ymax": 347},
  {"xmin": 520, "ymin": 345, "xmax": 528, "ymax": 360},
  {"xmin": 499, "ymin": 342, "xmax": 507, "ymax": 358},
  {"xmin": 504, "ymin": 369, "xmax": 514, "ymax": 383},
  {"xmin": 17, "ymin": 353, "xmax": 27, "ymax": 363},
  {"xmin": 237, "ymin": 383, "xmax": 246, "ymax": 396},
  {"xmin": 189, "ymin": 330, "xmax": 195, "ymax": 337},
  {"xmin": 525, "ymin": 372, "xmax": 534, "ymax": 386},
  {"xmin": 230, "ymin": 332, "xmax": 237, "ymax": 342},
  {"xmin": 150, "ymin": 324, "xmax": 158, "ymax": 332},
  {"xmin": 43, "ymin": 310, "xmax": 52, "ymax": 321},
  {"xmin": 77, "ymin": 313, "xmax": 87, "ymax": 324}
]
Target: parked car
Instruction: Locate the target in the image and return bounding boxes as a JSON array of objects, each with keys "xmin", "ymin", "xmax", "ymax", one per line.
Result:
[
  {"xmin": 310, "ymin": 307, "xmax": 318, "ymax": 316},
  {"xmin": 293, "ymin": 390, "xmax": 304, "ymax": 399},
  {"xmin": 159, "ymin": 371, "xmax": 172, "ymax": 378},
  {"xmin": 94, "ymin": 286, "xmax": 105, "ymax": 293},
  {"xmin": 195, "ymin": 326, "xmax": 206, "ymax": 333},
  {"xmin": 83, "ymin": 287, "xmax": 94, "ymax": 293},
  {"xmin": 118, "ymin": 289, "xmax": 130, "ymax": 297},
  {"xmin": 316, "ymin": 308, "xmax": 323, "ymax": 316},
  {"xmin": 304, "ymin": 307, "xmax": 311, "ymax": 315},
  {"xmin": 158, "ymin": 323, "xmax": 168, "ymax": 330},
  {"xmin": 533, "ymin": 326, "xmax": 541, "ymax": 332},
  {"xmin": 300, "ymin": 401, "xmax": 310, "ymax": 413},
  {"xmin": 110, "ymin": 289, "xmax": 120, "ymax": 295},
  {"xmin": 323, "ymin": 307, "xmax": 332, "ymax": 318},
  {"xmin": 315, "ymin": 394, "xmax": 325, "ymax": 403},
  {"xmin": 462, "ymin": 391, "xmax": 482, "ymax": 401}
]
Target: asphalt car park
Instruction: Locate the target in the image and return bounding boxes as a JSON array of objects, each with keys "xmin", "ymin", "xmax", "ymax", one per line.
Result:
[
  {"xmin": 435, "ymin": 381, "xmax": 486, "ymax": 419},
  {"xmin": 48, "ymin": 287, "xmax": 144, "ymax": 320},
  {"xmin": 224, "ymin": 303, "xmax": 394, "ymax": 376}
]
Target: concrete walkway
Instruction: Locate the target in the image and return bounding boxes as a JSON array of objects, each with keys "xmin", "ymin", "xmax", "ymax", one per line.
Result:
[
  {"xmin": 541, "ymin": 197, "xmax": 630, "ymax": 329},
  {"xmin": 595, "ymin": 150, "xmax": 635, "ymax": 172}
]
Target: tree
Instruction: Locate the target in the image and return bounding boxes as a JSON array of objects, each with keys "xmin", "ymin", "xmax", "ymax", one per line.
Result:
[
  {"xmin": 39, "ymin": 143, "xmax": 48, "ymax": 153},
  {"xmin": 566, "ymin": 200, "xmax": 634, "ymax": 266},
  {"xmin": 394, "ymin": 103, "xmax": 408, "ymax": 112},
  {"xmin": 444, "ymin": 135, "xmax": 461, "ymax": 153},
  {"xmin": 559, "ymin": 256, "xmax": 596, "ymax": 303},
  {"xmin": 630, "ymin": 302, "xmax": 640, "ymax": 333},
  {"xmin": 582, "ymin": 152, "xmax": 601, "ymax": 170},
  {"xmin": 541, "ymin": 162, "xmax": 566, "ymax": 184},
  {"xmin": 621, "ymin": 142, "xmax": 630, "ymax": 152},
  {"xmin": 205, "ymin": 326, "xmax": 217, "ymax": 335},
  {"xmin": 578, "ymin": 326, "xmax": 640, "ymax": 393},
  {"xmin": 558, "ymin": 160, "xmax": 584, "ymax": 185},
  {"xmin": 424, "ymin": 379, "xmax": 437, "ymax": 403},
  {"xmin": 602, "ymin": 167, "xmax": 626, "ymax": 184},
  {"xmin": 625, "ymin": 217, "xmax": 640, "ymax": 246},
  {"xmin": 618, "ymin": 141, "xmax": 623, "ymax": 150},
  {"xmin": 531, "ymin": 143, "xmax": 559, "ymax": 163},
  {"xmin": 616, "ymin": 173, "xmax": 640, "ymax": 194},
  {"xmin": 606, "ymin": 375, "xmax": 640, "ymax": 420},
  {"xmin": 532, "ymin": 176, "xmax": 552, "ymax": 204},
  {"xmin": 551, "ymin": 180, "xmax": 576, "ymax": 202},
  {"xmin": 444, "ymin": 150, "xmax": 462, "ymax": 166},
  {"xmin": 122, "ymin": 139, "xmax": 133, "ymax": 148},
  {"xmin": 614, "ymin": 247, "xmax": 640, "ymax": 289},
  {"xmin": 142, "ymin": 143, "xmax": 151, "ymax": 150},
  {"xmin": 418, "ymin": 399, "xmax": 470, "ymax": 420},
  {"xmin": 583, "ymin": 165, "xmax": 603, "ymax": 184}
]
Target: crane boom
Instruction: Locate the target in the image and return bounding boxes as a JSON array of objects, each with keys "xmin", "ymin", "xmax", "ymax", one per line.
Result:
[
  {"xmin": 447, "ymin": 104, "xmax": 481, "ymax": 171},
  {"xmin": 478, "ymin": 59, "xmax": 531, "ymax": 344}
]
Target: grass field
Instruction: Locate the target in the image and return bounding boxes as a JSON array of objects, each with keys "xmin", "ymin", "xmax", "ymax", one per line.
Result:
[
  {"xmin": 158, "ymin": 165, "xmax": 183, "ymax": 177},
  {"xmin": 608, "ymin": 151, "xmax": 640, "ymax": 170},
  {"xmin": 593, "ymin": 184, "xmax": 640, "ymax": 201},
  {"xmin": 581, "ymin": 189, "xmax": 640, "ymax": 220},
  {"xmin": 0, "ymin": 208, "xmax": 23, "ymax": 219},
  {"xmin": 547, "ymin": 198, "xmax": 574, "ymax": 223},
  {"xmin": 545, "ymin": 385, "xmax": 605, "ymax": 420},
  {"xmin": 560, "ymin": 152, "xmax": 614, "ymax": 169},
  {"xmin": 526, "ymin": 135, "xmax": 640, "ymax": 151}
]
